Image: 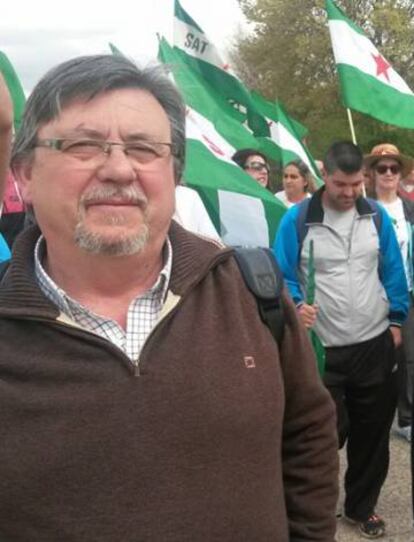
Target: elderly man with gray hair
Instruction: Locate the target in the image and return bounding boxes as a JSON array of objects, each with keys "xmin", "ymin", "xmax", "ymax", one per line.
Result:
[{"xmin": 0, "ymin": 54, "xmax": 338, "ymax": 542}]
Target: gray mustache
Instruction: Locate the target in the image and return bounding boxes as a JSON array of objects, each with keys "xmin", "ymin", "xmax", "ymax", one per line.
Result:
[{"xmin": 80, "ymin": 185, "xmax": 147, "ymax": 206}]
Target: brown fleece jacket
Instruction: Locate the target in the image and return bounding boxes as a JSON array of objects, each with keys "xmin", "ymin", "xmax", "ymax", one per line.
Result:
[{"xmin": 0, "ymin": 223, "xmax": 338, "ymax": 542}]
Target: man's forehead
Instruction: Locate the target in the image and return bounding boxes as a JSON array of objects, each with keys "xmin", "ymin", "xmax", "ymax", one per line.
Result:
[
  {"xmin": 328, "ymin": 169, "xmax": 364, "ymax": 183},
  {"xmin": 39, "ymin": 88, "xmax": 170, "ymax": 135},
  {"xmin": 63, "ymin": 88, "xmax": 162, "ymax": 116}
]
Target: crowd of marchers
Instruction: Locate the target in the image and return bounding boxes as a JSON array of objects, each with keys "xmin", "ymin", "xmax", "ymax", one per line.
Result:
[{"xmin": 0, "ymin": 58, "xmax": 413, "ymax": 541}]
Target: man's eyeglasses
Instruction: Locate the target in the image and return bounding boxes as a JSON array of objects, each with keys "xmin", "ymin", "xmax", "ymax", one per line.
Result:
[
  {"xmin": 34, "ymin": 138, "xmax": 177, "ymax": 167},
  {"xmin": 244, "ymin": 161, "xmax": 269, "ymax": 173},
  {"xmin": 375, "ymin": 164, "xmax": 401, "ymax": 175}
]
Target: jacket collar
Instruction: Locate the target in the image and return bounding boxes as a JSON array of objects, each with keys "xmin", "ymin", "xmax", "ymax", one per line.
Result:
[
  {"xmin": 306, "ymin": 186, "xmax": 377, "ymax": 224},
  {"xmin": 0, "ymin": 222, "xmax": 231, "ymax": 319}
]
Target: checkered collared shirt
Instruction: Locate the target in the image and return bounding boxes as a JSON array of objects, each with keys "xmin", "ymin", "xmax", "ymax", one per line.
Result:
[{"xmin": 34, "ymin": 236, "xmax": 172, "ymax": 365}]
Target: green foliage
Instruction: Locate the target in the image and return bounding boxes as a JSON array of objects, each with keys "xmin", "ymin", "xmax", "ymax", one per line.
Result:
[{"xmin": 234, "ymin": 0, "xmax": 414, "ymax": 157}]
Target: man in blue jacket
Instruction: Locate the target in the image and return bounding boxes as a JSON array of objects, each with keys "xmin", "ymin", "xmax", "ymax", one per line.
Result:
[{"xmin": 274, "ymin": 141, "xmax": 409, "ymax": 539}]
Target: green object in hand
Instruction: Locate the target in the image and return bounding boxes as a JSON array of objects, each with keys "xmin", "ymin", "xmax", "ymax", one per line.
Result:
[{"xmin": 306, "ymin": 240, "xmax": 325, "ymax": 376}]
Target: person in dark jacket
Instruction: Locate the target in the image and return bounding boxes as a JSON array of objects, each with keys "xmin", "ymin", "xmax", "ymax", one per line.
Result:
[{"xmin": 0, "ymin": 54, "xmax": 339, "ymax": 542}]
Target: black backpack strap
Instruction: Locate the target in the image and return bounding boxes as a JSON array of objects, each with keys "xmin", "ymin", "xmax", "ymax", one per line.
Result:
[
  {"xmin": 295, "ymin": 197, "xmax": 311, "ymax": 253},
  {"xmin": 233, "ymin": 247, "xmax": 285, "ymax": 345},
  {"xmin": 366, "ymin": 197, "xmax": 383, "ymax": 234}
]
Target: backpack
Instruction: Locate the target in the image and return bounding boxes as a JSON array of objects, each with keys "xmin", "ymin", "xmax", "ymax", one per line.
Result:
[{"xmin": 233, "ymin": 247, "xmax": 285, "ymax": 345}]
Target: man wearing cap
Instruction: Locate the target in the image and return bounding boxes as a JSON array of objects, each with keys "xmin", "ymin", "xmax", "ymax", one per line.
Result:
[
  {"xmin": 365, "ymin": 143, "xmax": 414, "ymax": 445},
  {"xmin": 274, "ymin": 141, "xmax": 409, "ymax": 539}
]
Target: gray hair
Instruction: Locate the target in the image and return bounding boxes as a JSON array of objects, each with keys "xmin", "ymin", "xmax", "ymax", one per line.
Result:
[{"xmin": 11, "ymin": 54, "xmax": 186, "ymax": 182}]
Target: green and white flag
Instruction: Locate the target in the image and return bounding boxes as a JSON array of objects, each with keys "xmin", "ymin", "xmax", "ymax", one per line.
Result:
[
  {"xmin": 185, "ymin": 108, "xmax": 285, "ymax": 246},
  {"xmin": 326, "ymin": 0, "xmax": 414, "ymax": 129},
  {"xmin": 0, "ymin": 51, "xmax": 25, "ymax": 132},
  {"xmin": 159, "ymin": 38, "xmax": 286, "ymax": 246},
  {"xmin": 109, "ymin": 42, "xmax": 124, "ymax": 56},
  {"xmin": 251, "ymin": 92, "xmax": 321, "ymax": 182},
  {"xmin": 173, "ymin": 0, "xmax": 269, "ymax": 136}
]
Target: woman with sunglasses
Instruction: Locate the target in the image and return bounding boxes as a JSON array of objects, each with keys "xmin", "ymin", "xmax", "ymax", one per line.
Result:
[
  {"xmin": 275, "ymin": 160, "xmax": 316, "ymax": 208},
  {"xmin": 365, "ymin": 143, "xmax": 414, "ymax": 443},
  {"xmin": 232, "ymin": 149, "xmax": 271, "ymax": 189}
]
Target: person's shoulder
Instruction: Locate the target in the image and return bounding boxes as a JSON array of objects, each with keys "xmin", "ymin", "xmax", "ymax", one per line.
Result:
[
  {"xmin": 359, "ymin": 196, "xmax": 387, "ymax": 218},
  {"xmin": 285, "ymin": 198, "xmax": 307, "ymax": 216},
  {"xmin": 169, "ymin": 220, "xmax": 229, "ymax": 271},
  {"xmin": 286, "ymin": 196, "xmax": 310, "ymax": 221},
  {"xmin": 400, "ymin": 195, "xmax": 414, "ymax": 223}
]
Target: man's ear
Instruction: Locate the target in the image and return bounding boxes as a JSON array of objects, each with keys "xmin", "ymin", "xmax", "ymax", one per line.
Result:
[{"xmin": 12, "ymin": 160, "xmax": 34, "ymax": 205}]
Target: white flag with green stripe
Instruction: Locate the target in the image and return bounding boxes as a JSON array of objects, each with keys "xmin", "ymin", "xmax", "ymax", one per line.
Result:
[
  {"xmin": 326, "ymin": 0, "xmax": 414, "ymax": 129},
  {"xmin": 174, "ymin": 0, "xmax": 232, "ymax": 74},
  {"xmin": 173, "ymin": 0, "xmax": 269, "ymax": 136},
  {"xmin": 185, "ymin": 108, "xmax": 284, "ymax": 246},
  {"xmin": 251, "ymin": 92, "xmax": 321, "ymax": 182},
  {"xmin": 159, "ymin": 38, "xmax": 286, "ymax": 246}
]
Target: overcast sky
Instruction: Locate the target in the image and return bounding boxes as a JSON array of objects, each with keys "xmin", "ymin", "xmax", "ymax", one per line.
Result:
[{"xmin": 0, "ymin": 0, "xmax": 247, "ymax": 95}]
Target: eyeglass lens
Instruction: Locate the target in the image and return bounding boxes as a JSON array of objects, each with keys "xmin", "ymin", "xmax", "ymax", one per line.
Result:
[
  {"xmin": 245, "ymin": 162, "xmax": 268, "ymax": 172},
  {"xmin": 375, "ymin": 164, "xmax": 400, "ymax": 174}
]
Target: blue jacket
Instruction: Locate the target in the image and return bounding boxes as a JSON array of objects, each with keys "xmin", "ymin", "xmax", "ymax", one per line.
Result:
[
  {"xmin": 273, "ymin": 188, "xmax": 409, "ymax": 347},
  {"xmin": 0, "ymin": 233, "xmax": 10, "ymax": 263}
]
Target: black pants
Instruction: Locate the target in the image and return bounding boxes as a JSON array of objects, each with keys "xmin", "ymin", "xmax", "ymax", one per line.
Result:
[{"xmin": 324, "ymin": 329, "xmax": 397, "ymax": 521}]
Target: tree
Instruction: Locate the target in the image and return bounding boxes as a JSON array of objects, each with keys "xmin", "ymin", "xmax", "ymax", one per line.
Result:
[{"xmin": 233, "ymin": 0, "xmax": 414, "ymax": 157}]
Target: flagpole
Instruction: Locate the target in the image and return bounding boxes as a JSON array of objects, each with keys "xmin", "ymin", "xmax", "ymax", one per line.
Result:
[
  {"xmin": 346, "ymin": 108, "xmax": 357, "ymax": 144},
  {"xmin": 345, "ymin": 107, "xmax": 367, "ymax": 196}
]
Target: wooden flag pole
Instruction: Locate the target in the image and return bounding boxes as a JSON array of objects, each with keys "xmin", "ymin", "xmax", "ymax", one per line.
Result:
[
  {"xmin": 346, "ymin": 108, "xmax": 367, "ymax": 196},
  {"xmin": 347, "ymin": 108, "xmax": 357, "ymax": 144}
]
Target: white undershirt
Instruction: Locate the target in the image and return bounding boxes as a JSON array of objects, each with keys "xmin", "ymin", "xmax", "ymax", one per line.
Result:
[
  {"xmin": 274, "ymin": 190, "xmax": 310, "ymax": 208},
  {"xmin": 380, "ymin": 198, "xmax": 411, "ymax": 290},
  {"xmin": 323, "ymin": 205, "xmax": 357, "ymax": 250}
]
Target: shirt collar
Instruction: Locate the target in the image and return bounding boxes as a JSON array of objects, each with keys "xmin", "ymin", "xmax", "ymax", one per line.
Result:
[{"xmin": 34, "ymin": 235, "xmax": 173, "ymax": 318}]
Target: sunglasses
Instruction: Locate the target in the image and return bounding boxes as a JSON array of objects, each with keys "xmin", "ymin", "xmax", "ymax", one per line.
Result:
[
  {"xmin": 244, "ymin": 161, "xmax": 269, "ymax": 173},
  {"xmin": 375, "ymin": 164, "xmax": 401, "ymax": 175}
]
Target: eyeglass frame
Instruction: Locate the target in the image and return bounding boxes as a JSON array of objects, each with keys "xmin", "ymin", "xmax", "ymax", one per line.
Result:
[
  {"xmin": 33, "ymin": 137, "xmax": 178, "ymax": 166},
  {"xmin": 374, "ymin": 163, "xmax": 401, "ymax": 175},
  {"xmin": 243, "ymin": 161, "xmax": 270, "ymax": 173}
]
